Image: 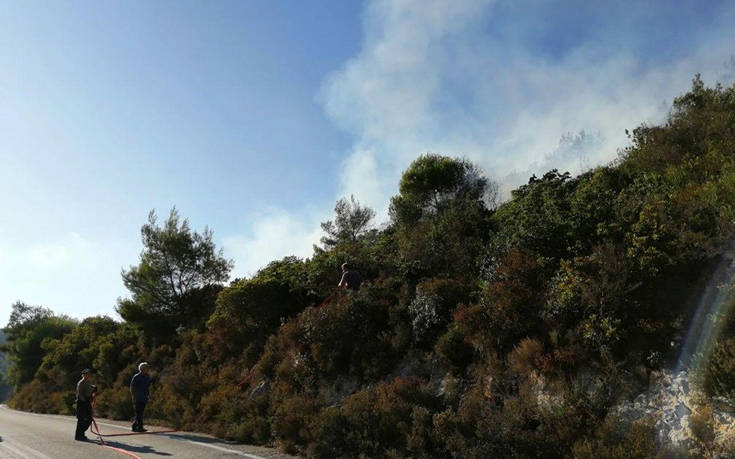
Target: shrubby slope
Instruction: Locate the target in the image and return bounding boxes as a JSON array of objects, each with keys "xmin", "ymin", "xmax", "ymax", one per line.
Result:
[{"xmin": 5, "ymin": 77, "xmax": 735, "ymax": 457}]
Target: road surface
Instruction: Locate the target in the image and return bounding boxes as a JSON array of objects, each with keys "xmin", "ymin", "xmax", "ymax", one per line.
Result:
[{"xmin": 0, "ymin": 405, "xmax": 297, "ymax": 459}]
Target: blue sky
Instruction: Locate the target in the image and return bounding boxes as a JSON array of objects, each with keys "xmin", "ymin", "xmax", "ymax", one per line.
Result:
[{"xmin": 1, "ymin": 0, "xmax": 734, "ymax": 326}]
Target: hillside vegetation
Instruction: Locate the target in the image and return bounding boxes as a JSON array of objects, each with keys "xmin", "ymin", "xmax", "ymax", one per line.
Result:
[
  {"xmin": 0, "ymin": 330, "xmax": 9, "ymax": 400},
  {"xmin": 4, "ymin": 77, "xmax": 735, "ymax": 458}
]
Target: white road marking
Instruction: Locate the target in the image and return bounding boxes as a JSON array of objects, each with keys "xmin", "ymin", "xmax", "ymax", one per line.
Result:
[
  {"xmin": 7, "ymin": 439, "xmax": 54, "ymax": 459},
  {"xmin": 0, "ymin": 441, "xmax": 26, "ymax": 459},
  {"xmin": 1, "ymin": 405, "xmax": 269, "ymax": 459},
  {"xmin": 168, "ymin": 436, "xmax": 266, "ymax": 459},
  {"xmin": 0, "ymin": 406, "xmax": 64, "ymax": 419},
  {"xmin": 93, "ymin": 421, "xmax": 267, "ymax": 457},
  {"xmin": 0, "ymin": 437, "xmax": 53, "ymax": 459}
]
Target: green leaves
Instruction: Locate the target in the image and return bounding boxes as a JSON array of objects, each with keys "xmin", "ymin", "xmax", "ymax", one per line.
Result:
[
  {"xmin": 391, "ymin": 154, "xmax": 495, "ymax": 226},
  {"xmin": 37, "ymin": 317, "xmax": 139, "ymax": 390},
  {"xmin": 3, "ymin": 302, "xmax": 77, "ymax": 391},
  {"xmin": 118, "ymin": 208, "xmax": 232, "ymax": 338},
  {"xmin": 320, "ymin": 195, "xmax": 376, "ymax": 250},
  {"xmin": 390, "ymin": 155, "xmax": 496, "ymax": 278},
  {"xmin": 492, "ymin": 170, "xmax": 579, "ymax": 261}
]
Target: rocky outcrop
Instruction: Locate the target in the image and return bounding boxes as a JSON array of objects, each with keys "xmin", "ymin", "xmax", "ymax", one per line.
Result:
[{"xmin": 612, "ymin": 370, "xmax": 735, "ymax": 456}]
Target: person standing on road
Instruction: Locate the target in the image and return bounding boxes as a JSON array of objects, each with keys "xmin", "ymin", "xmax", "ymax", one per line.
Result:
[
  {"xmin": 74, "ymin": 368, "xmax": 97, "ymax": 441},
  {"xmin": 130, "ymin": 362, "xmax": 152, "ymax": 432}
]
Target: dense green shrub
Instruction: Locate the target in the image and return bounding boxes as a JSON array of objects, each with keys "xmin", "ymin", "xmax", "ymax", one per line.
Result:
[
  {"xmin": 3, "ymin": 303, "xmax": 77, "ymax": 392},
  {"xmin": 436, "ymin": 326, "xmax": 475, "ymax": 373}
]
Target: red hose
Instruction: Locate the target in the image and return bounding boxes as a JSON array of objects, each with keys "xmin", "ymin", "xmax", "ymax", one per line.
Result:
[
  {"xmin": 89, "ymin": 365, "xmax": 259, "ymax": 441},
  {"xmin": 89, "ymin": 394, "xmax": 179, "ymax": 438}
]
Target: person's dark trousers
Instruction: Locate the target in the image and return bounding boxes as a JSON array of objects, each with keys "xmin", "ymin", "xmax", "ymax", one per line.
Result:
[
  {"xmin": 132, "ymin": 400, "xmax": 147, "ymax": 431},
  {"xmin": 75, "ymin": 400, "xmax": 92, "ymax": 440}
]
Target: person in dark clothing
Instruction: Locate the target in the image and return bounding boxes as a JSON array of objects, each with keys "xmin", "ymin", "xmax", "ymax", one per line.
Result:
[
  {"xmin": 75, "ymin": 368, "xmax": 97, "ymax": 441},
  {"xmin": 130, "ymin": 362, "xmax": 152, "ymax": 432},
  {"xmin": 338, "ymin": 262, "xmax": 362, "ymax": 291}
]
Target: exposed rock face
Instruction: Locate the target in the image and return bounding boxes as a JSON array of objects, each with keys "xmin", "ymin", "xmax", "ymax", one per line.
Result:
[
  {"xmin": 322, "ymin": 376, "xmax": 359, "ymax": 406},
  {"xmin": 612, "ymin": 370, "xmax": 735, "ymax": 456}
]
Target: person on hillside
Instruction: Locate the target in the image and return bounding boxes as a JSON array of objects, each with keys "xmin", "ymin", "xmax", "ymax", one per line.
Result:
[
  {"xmin": 645, "ymin": 350, "xmax": 662, "ymax": 385},
  {"xmin": 337, "ymin": 262, "xmax": 362, "ymax": 292},
  {"xmin": 74, "ymin": 368, "xmax": 97, "ymax": 441},
  {"xmin": 130, "ymin": 362, "xmax": 152, "ymax": 432}
]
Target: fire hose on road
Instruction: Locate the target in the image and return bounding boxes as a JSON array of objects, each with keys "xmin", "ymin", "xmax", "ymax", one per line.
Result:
[{"xmin": 87, "ymin": 368, "xmax": 258, "ymax": 456}]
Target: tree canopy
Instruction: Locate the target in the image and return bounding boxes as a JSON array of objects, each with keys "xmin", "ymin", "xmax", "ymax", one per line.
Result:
[
  {"xmin": 390, "ymin": 154, "xmax": 496, "ymax": 225},
  {"xmin": 2, "ymin": 302, "xmax": 77, "ymax": 391},
  {"xmin": 117, "ymin": 208, "xmax": 232, "ymax": 337},
  {"xmin": 320, "ymin": 195, "xmax": 376, "ymax": 250}
]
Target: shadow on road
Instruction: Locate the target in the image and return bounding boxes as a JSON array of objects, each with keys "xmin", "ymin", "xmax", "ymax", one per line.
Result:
[
  {"xmin": 101, "ymin": 439, "xmax": 173, "ymax": 456},
  {"xmin": 161, "ymin": 432, "xmax": 232, "ymax": 445}
]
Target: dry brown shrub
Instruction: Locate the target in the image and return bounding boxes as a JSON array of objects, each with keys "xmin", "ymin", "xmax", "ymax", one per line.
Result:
[{"xmin": 508, "ymin": 338, "xmax": 544, "ymax": 377}]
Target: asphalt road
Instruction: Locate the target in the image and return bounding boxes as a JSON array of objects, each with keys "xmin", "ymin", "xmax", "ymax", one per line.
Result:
[{"xmin": 0, "ymin": 405, "xmax": 297, "ymax": 459}]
